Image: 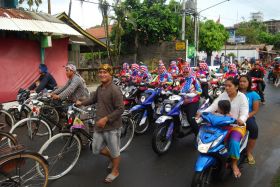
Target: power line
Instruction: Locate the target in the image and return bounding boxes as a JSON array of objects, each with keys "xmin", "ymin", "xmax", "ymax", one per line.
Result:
[{"xmin": 74, "ymin": 0, "xmax": 118, "ymax": 8}]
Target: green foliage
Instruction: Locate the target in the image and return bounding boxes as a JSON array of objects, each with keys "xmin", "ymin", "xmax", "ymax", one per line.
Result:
[
  {"xmin": 19, "ymin": 0, "xmax": 42, "ymax": 10},
  {"xmin": 112, "ymin": 0, "xmax": 180, "ymax": 53},
  {"xmin": 199, "ymin": 20, "xmax": 229, "ymax": 54},
  {"xmin": 236, "ymin": 21, "xmax": 267, "ymax": 44},
  {"xmin": 227, "ymin": 52, "xmax": 236, "ymax": 58}
]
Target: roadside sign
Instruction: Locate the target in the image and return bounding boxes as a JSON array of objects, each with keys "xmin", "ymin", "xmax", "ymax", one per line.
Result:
[{"xmin": 176, "ymin": 41, "xmax": 186, "ymax": 51}]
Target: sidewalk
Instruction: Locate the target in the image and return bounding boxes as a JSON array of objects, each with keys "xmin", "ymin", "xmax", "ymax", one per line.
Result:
[{"xmin": 2, "ymin": 83, "xmax": 99, "ymax": 110}]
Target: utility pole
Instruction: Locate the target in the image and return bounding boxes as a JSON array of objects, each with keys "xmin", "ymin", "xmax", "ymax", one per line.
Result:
[
  {"xmin": 182, "ymin": 0, "xmax": 186, "ymax": 41},
  {"xmin": 48, "ymin": 0, "xmax": 51, "ymax": 14},
  {"xmin": 193, "ymin": 0, "xmax": 198, "ymax": 66},
  {"xmin": 68, "ymin": 0, "xmax": 72, "ymax": 17}
]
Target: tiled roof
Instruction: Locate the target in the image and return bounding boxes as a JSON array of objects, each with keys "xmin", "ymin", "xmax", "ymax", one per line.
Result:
[{"xmin": 86, "ymin": 25, "xmax": 113, "ymax": 39}]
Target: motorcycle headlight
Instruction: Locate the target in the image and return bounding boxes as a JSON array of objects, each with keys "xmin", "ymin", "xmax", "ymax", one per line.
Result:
[
  {"xmin": 140, "ymin": 95, "xmax": 146, "ymax": 103},
  {"xmin": 175, "ymin": 81, "xmax": 180, "ymax": 86},
  {"xmin": 125, "ymin": 92, "xmax": 130, "ymax": 98},
  {"xmin": 164, "ymin": 104, "xmax": 172, "ymax": 113}
]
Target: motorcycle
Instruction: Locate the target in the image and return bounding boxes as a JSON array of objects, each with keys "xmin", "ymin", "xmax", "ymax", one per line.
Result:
[
  {"xmin": 209, "ymin": 73, "xmax": 225, "ymax": 99},
  {"xmin": 152, "ymin": 92, "xmax": 210, "ymax": 155},
  {"xmin": 191, "ymin": 112, "xmax": 248, "ymax": 186},
  {"xmin": 129, "ymin": 85, "xmax": 172, "ymax": 135}
]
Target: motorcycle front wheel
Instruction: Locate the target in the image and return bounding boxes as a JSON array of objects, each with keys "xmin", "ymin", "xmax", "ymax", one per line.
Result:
[
  {"xmin": 132, "ymin": 110, "xmax": 149, "ymax": 134},
  {"xmin": 191, "ymin": 169, "xmax": 213, "ymax": 187},
  {"xmin": 152, "ymin": 123, "xmax": 173, "ymax": 155}
]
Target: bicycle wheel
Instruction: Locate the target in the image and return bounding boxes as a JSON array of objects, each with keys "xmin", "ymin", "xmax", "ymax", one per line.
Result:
[
  {"xmin": 38, "ymin": 133, "xmax": 81, "ymax": 180},
  {"xmin": 7, "ymin": 108, "xmax": 29, "ymax": 126},
  {"xmin": 9, "ymin": 118, "xmax": 52, "ymax": 152},
  {"xmin": 0, "ymin": 152, "xmax": 48, "ymax": 187},
  {"xmin": 120, "ymin": 116, "xmax": 135, "ymax": 152},
  {"xmin": 0, "ymin": 109, "xmax": 15, "ymax": 127},
  {"xmin": 0, "ymin": 130, "xmax": 18, "ymax": 148}
]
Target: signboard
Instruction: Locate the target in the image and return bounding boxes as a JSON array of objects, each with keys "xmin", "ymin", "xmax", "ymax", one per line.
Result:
[
  {"xmin": 235, "ymin": 36, "xmax": 246, "ymax": 43},
  {"xmin": 187, "ymin": 45, "xmax": 195, "ymax": 58},
  {"xmin": 227, "ymin": 28, "xmax": 235, "ymax": 43},
  {"xmin": 176, "ymin": 41, "xmax": 186, "ymax": 51}
]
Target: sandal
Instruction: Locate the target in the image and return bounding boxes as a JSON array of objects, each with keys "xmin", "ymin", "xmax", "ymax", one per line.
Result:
[
  {"xmin": 104, "ymin": 173, "xmax": 119, "ymax": 183},
  {"xmin": 247, "ymin": 155, "xmax": 256, "ymax": 165}
]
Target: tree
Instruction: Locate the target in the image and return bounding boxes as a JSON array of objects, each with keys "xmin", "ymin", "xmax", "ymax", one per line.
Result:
[
  {"xmin": 112, "ymin": 0, "xmax": 180, "ymax": 62},
  {"xmin": 19, "ymin": 0, "xmax": 42, "ymax": 11},
  {"xmin": 199, "ymin": 20, "xmax": 229, "ymax": 63},
  {"xmin": 98, "ymin": 0, "xmax": 113, "ymax": 65},
  {"xmin": 236, "ymin": 21, "xmax": 267, "ymax": 44}
]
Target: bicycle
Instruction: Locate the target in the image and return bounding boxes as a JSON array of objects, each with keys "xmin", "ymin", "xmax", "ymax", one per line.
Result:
[
  {"xmin": 38, "ymin": 105, "xmax": 134, "ymax": 180},
  {"xmin": 0, "ymin": 104, "xmax": 15, "ymax": 127},
  {"xmin": 0, "ymin": 126, "xmax": 49, "ymax": 187},
  {"xmin": 9, "ymin": 98, "xmax": 71, "ymax": 152}
]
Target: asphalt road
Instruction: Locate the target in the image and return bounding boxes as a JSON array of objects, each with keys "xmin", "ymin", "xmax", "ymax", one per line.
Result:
[{"xmin": 1, "ymin": 82, "xmax": 280, "ymax": 187}]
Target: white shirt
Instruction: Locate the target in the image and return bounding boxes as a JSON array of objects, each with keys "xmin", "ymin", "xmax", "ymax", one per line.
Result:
[{"xmin": 203, "ymin": 91, "xmax": 249, "ymax": 124}]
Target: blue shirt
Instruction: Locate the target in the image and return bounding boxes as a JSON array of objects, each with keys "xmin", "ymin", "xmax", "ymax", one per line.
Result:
[{"xmin": 245, "ymin": 91, "xmax": 261, "ymax": 113}]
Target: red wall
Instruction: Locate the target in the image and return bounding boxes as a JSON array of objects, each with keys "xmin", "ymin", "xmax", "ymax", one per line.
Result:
[{"xmin": 0, "ymin": 37, "xmax": 68, "ymax": 103}]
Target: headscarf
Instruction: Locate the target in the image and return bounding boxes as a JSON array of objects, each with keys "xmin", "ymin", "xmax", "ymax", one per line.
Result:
[
  {"xmin": 99, "ymin": 64, "xmax": 113, "ymax": 75},
  {"xmin": 39, "ymin": 64, "xmax": 48, "ymax": 73},
  {"xmin": 123, "ymin": 63, "xmax": 129, "ymax": 70}
]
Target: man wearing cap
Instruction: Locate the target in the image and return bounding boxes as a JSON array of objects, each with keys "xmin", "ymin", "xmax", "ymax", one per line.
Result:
[
  {"xmin": 51, "ymin": 64, "xmax": 89, "ymax": 102},
  {"xmin": 28, "ymin": 64, "xmax": 57, "ymax": 93},
  {"xmin": 76, "ymin": 64, "xmax": 124, "ymax": 183}
]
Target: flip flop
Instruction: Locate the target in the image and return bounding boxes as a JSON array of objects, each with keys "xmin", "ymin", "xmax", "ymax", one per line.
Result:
[
  {"xmin": 104, "ymin": 173, "xmax": 119, "ymax": 183},
  {"xmin": 247, "ymin": 155, "xmax": 256, "ymax": 165}
]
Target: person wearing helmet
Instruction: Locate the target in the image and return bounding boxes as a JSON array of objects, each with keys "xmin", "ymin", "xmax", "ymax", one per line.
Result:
[
  {"xmin": 130, "ymin": 63, "xmax": 140, "ymax": 83},
  {"xmin": 139, "ymin": 65, "xmax": 152, "ymax": 83},
  {"xmin": 152, "ymin": 63, "xmax": 173, "ymax": 86},
  {"xmin": 120, "ymin": 63, "xmax": 132, "ymax": 76},
  {"xmin": 168, "ymin": 61, "xmax": 179, "ymax": 77},
  {"xmin": 180, "ymin": 65, "xmax": 202, "ymax": 136},
  {"xmin": 224, "ymin": 64, "xmax": 238, "ymax": 79},
  {"xmin": 196, "ymin": 61, "xmax": 210, "ymax": 100},
  {"xmin": 28, "ymin": 64, "xmax": 57, "ymax": 93}
]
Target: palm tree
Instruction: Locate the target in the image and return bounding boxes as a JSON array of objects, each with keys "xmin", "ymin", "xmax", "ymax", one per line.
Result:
[{"xmin": 19, "ymin": 0, "xmax": 42, "ymax": 11}]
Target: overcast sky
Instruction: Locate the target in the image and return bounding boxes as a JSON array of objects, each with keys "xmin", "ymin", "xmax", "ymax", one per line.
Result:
[{"xmin": 22, "ymin": 0, "xmax": 280, "ymax": 29}]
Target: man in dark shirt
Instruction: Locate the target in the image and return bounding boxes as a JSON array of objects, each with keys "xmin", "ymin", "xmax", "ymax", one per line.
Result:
[
  {"xmin": 28, "ymin": 64, "xmax": 57, "ymax": 93},
  {"xmin": 76, "ymin": 64, "xmax": 124, "ymax": 183},
  {"xmin": 250, "ymin": 62, "xmax": 265, "ymax": 103}
]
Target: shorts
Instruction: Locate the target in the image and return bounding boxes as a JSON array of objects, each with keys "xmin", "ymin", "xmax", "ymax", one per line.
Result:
[{"xmin": 91, "ymin": 128, "xmax": 121, "ymax": 158}]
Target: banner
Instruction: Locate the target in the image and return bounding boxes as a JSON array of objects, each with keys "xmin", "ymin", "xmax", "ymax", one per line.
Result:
[{"xmin": 187, "ymin": 45, "xmax": 196, "ymax": 58}]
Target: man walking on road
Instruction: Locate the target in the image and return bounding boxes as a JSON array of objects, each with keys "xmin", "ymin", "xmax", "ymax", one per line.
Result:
[{"xmin": 76, "ymin": 64, "xmax": 124, "ymax": 183}]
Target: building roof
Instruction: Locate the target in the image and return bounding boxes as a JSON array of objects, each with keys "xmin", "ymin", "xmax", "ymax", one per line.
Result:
[
  {"xmin": 56, "ymin": 12, "xmax": 108, "ymax": 51},
  {"xmin": 0, "ymin": 8, "xmax": 80, "ymax": 35},
  {"xmin": 223, "ymin": 44, "xmax": 266, "ymax": 50},
  {"xmin": 86, "ymin": 25, "xmax": 113, "ymax": 39}
]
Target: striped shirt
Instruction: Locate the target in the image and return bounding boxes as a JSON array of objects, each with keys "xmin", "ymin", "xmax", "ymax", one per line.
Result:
[{"xmin": 53, "ymin": 74, "xmax": 89, "ymax": 102}]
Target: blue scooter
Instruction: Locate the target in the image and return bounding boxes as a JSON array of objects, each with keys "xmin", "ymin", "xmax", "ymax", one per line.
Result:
[
  {"xmin": 151, "ymin": 92, "xmax": 210, "ymax": 155},
  {"xmin": 191, "ymin": 112, "xmax": 249, "ymax": 186},
  {"xmin": 129, "ymin": 87, "xmax": 172, "ymax": 134}
]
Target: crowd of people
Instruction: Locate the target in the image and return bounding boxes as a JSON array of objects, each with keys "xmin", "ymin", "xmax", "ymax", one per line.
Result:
[{"xmin": 26, "ymin": 55, "xmax": 279, "ymax": 183}]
